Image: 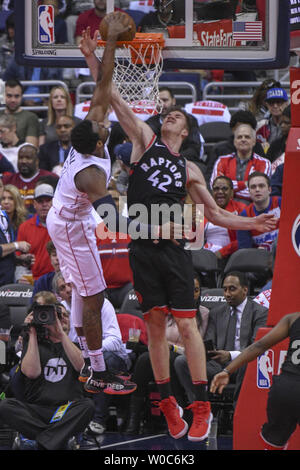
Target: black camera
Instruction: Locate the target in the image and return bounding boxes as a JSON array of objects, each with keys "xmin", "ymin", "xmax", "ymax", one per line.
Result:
[{"xmin": 32, "ymin": 304, "xmax": 61, "ymax": 326}]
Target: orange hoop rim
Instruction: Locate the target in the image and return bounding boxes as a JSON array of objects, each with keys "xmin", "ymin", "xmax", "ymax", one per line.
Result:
[{"xmin": 97, "ymin": 32, "xmax": 165, "ymax": 49}]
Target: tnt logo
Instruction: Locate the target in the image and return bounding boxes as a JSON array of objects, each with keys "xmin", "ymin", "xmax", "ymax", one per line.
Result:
[
  {"xmin": 257, "ymin": 349, "xmax": 274, "ymax": 389},
  {"xmin": 38, "ymin": 5, "xmax": 55, "ymax": 44},
  {"xmin": 292, "ymin": 214, "xmax": 300, "ymax": 257},
  {"xmin": 44, "ymin": 358, "xmax": 68, "ymax": 382}
]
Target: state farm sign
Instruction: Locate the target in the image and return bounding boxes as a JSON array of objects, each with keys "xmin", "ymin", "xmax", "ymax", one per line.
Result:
[{"xmin": 194, "ymin": 20, "xmax": 240, "ymax": 47}]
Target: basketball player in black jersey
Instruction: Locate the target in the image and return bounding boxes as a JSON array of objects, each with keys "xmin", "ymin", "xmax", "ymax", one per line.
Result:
[
  {"xmin": 80, "ymin": 29, "xmax": 278, "ymax": 442},
  {"xmin": 211, "ymin": 312, "xmax": 300, "ymax": 450}
]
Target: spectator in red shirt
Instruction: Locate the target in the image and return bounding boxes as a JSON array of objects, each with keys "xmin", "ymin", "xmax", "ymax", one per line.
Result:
[
  {"xmin": 210, "ymin": 124, "xmax": 271, "ymax": 202},
  {"xmin": 17, "ymin": 183, "xmax": 54, "ymax": 280},
  {"xmin": 74, "ymin": 0, "xmax": 123, "ymax": 45},
  {"xmin": 2, "ymin": 143, "xmax": 58, "ymax": 213}
]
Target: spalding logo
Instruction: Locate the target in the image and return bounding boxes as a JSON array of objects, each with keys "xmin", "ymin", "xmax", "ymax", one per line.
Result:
[{"xmin": 291, "ymin": 214, "xmax": 300, "ymax": 257}]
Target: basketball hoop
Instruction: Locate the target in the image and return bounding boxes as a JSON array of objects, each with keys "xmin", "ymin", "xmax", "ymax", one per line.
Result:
[{"xmin": 97, "ymin": 33, "xmax": 165, "ymax": 116}]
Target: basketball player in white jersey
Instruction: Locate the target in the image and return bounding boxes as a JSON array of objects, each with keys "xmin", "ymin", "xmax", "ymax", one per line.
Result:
[{"xmin": 46, "ymin": 14, "xmax": 137, "ymax": 395}]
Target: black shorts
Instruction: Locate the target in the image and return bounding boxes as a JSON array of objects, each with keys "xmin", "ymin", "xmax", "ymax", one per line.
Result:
[
  {"xmin": 129, "ymin": 241, "xmax": 196, "ymax": 320},
  {"xmin": 261, "ymin": 372, "xmax": 300, "ymax": 447}
]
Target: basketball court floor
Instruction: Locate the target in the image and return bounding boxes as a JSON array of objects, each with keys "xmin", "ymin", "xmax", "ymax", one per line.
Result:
[
  {"xmin": 83, "ymin": 431, "xmax": 232, "ymax": 452},
  {"xmin": 78, "ymin": 417, "xmax": 232, "ymax": 451}
]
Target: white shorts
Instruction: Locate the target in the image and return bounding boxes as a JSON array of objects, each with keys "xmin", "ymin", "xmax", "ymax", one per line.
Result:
[{"xmin": 47, "ymin": 206, "xmax": 106, "ymax": 297}]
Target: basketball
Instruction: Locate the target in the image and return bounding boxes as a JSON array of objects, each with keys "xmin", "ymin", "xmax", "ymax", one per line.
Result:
[{"xmin": 99, "ymin": 12, "xmax": 136, "ymax": 42}]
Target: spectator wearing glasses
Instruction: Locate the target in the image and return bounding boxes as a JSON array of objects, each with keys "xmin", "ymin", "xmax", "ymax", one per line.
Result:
[{"xmin": 204, "ymin": 176, "xmax": 247, "ymax": 268}]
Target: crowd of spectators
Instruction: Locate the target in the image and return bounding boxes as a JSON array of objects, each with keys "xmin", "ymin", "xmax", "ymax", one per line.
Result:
[{"xmin": 0, "ymin": 0, "xmax": 292, "ymax": 450}]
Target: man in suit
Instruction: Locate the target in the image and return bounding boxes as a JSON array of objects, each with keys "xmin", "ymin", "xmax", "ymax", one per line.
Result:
[
  {"xmin": 173, "ymin": 271, "xmax": 268, "ymax": 404},
  {"xmin": 38, "ymin": 115, "xmax": 75, "ymax": 175}
]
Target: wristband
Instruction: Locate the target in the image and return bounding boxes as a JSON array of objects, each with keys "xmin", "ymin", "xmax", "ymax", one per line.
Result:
[
  {"xmin": 223, "ymin": 368, "xmax": 230, "ymax": 375},
  {"xmin": 14, "ymin": 242, "xmax": 19, "ymax": 250}
]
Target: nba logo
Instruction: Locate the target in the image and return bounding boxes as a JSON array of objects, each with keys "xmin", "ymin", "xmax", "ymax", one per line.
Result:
[
  {"xmin": 38, "ymin": 5, "xmax": 55, "ymax": 44},
  {"xmin": 257, "ymin": 349, "xmax": 274, "ymax": 389}
]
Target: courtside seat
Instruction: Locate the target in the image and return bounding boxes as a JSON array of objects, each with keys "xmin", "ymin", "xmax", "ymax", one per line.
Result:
[
  {"xmin": 200, "ymin": 288, "xmax": 226, "ymax": 311},
  {"xmin": 223, "ymin": 248, "xmax": 271, "ymax": 295},
  {"xmin": 0, "ymin": 284, "xmax": 33, "ymax": 342},
  {"xmin": 118, "ymin": 288, "xmax": 143, "ymax": 318},
  {"xmin": 199, "ymin": 121, "xmax": 233, "ymax": 183},
  {"xmin": 199, "ymin": 121, "xmax": 232, "ymax": 146},
  {"xmin": 0, "ymin": 284, "xmax": 33, "ymax": 307},
  {"xmin": 223, "ymin": 248, "xmax": 271, "ymax": 274},
  {"xmin": 191, "ymin": 249, "xmax": 221, "ymax": 288}
]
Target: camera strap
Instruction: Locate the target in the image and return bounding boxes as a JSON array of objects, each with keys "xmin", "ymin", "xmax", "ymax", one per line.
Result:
[{"xmin": 50, "ymin": 401, "xmax": 73, "ymax": 423}]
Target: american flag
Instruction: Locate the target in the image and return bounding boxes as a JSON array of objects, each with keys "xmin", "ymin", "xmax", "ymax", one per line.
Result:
[{"xmin": 232, "ymin": 21, "xmax": 263, "ymax": 41}]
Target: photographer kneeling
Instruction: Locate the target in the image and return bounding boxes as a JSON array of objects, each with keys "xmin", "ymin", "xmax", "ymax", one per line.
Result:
[{"xmin": 0, "ymin": 301, "xmax": 95, "ymax": 450}]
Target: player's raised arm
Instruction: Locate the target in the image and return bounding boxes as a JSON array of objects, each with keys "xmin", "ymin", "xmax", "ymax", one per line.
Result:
[
  {"xmin": 186, "ymin": 161, "xmax": 278, "ymax": 233},
  {"xmin": 110, "ymin": 84, "xmax": 154, "ymax": 162},
  {"xmin": 79, "ymin": 22, "xmax": 154, "ymax": 162},
  {"xmin": 79, "ymin": 27, "xmax": 101, "ymax": 82},
  {"xmin": 83, "ymin": 13, "xmax": 132, "ymax": 124}
]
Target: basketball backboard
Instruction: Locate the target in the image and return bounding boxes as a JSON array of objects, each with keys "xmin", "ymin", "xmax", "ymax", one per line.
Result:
[
  {"xmin": 290, "ymin": 0, "xmax": 300, "ymax": 55},
  {"xmin": 15, "ymin": 0, "xmax": 290, "ymax": 70}
]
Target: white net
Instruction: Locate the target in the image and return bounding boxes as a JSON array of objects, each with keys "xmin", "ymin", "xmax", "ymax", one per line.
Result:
[{"xmin": 97, "ymin": 35, "xmax": 164, "ymax": 116}]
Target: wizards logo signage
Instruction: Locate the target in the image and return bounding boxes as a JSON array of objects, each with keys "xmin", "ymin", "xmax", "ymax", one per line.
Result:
[{"xmin": 292, "ymin": 214, "xmax": 300, "ymax": 257}]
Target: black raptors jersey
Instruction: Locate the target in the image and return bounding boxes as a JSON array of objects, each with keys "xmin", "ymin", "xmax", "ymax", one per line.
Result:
[
  {"xmin": 281, "ymin": 316, "xmax": 300, "ymax": 376},
  {"xmin": 127, "ymin": 136, "xmax": 187, "ymax": 227}
]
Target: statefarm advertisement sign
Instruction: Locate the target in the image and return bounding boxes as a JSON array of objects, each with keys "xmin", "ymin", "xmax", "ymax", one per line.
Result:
[
  {"xmin": 167, "ymin": 19, "xmax": 262, "ymax": 46},
  {"xmin": 194, "ymin": 20, "xmax": 241, "ymax": 47}
]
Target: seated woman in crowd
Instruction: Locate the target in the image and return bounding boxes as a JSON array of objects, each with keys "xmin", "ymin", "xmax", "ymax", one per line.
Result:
[
  {"xmin": 1, "ymin": 184, "xmax": 28, "ymax": 239},
  {"xmin": 39, "ymin": 85, "xmax": 81, "ymax": 146}
]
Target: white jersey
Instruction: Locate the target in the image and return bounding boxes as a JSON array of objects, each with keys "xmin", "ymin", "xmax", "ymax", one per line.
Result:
[{"xmin": 52, "ymin": 146, "xmax": 111, "ymax": 220}]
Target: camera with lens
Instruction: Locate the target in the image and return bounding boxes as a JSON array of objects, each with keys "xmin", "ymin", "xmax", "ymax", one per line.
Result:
[{"xmin": 32, "ymin": 304, "xmax": 62, "ymax": 326}]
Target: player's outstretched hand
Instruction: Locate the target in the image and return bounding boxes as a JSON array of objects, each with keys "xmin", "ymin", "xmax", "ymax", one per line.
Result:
[
  {"xmin": 210, "ymin": 371, "xmax": 230, "ymax": 394},
  {"xmin": 79, "ymin": 26, "xmax": 98, "ymax": 58},
  {"xmin": 254, "ymin": 213, "xmax": 278, "ymax": 233},
  {"xmin": 106, "ymin": 11, "xmax": 132, "ymax": 40}
]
